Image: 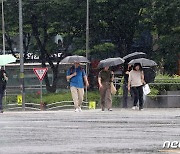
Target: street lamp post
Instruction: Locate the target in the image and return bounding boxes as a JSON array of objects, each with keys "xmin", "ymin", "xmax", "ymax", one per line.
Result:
[
  {"xmin": 86, "ymin": 0, "xmax": 89, "ymax": 59},
  {"xmin": 85, "ymin": 0, "xmax": 89, "ymax": 102},
  {"xmin": 1, "ymin": 0, "xmax": 5, "ymax": 57},
  {"xmin": 18, "ymin": 0, "xmax": 25, "ymax": 110}
]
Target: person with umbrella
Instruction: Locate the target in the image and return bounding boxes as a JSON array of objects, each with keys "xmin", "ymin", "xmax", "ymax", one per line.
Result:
[
  {"xmin": 0, "ymin": 66, "xmax": 8, "ymax": 113},
  {"xmin": 98, "ymin": 66, "xmax": 114, "ymax": 111},
  {"xmin": 128, "ymin": 63, "xmax": 146, "ymax": 110},
  {"xmin": 66, "ymin": 62, "xmax": 89, "ymax": 112},
  {"xmin": 97, "ymin": 57, "xmax": 124, "ymax": 111},
  {"xmin": 122, "ymin": 63, "xmax": 133, "ymax": 108}
]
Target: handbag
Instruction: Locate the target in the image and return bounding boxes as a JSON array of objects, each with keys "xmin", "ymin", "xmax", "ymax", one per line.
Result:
[
  {"xmin": 111, "ymin": 82, "xmax": 117, "ymax": 95},
  {"xmin": 143, "ymin": 84, "xmax": 151, "ymax": 95}
]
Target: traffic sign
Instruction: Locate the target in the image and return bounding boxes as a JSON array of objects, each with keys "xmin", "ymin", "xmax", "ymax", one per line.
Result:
[{"xmin": 33, "ymin": 67, "xmax": 48, "ymax": 81}]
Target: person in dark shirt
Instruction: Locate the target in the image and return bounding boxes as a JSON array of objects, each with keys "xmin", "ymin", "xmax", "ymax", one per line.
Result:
[
  {"xmin": 122, "ymin": 63, "xmax": 132, "ymax": 108},
  {"xmin": 98, "ymin": 66, "xmax": 114, "ymax": 111},
  {"xmin": 0, "ymin": 67, "xmax": 8, "ymax": 113}
]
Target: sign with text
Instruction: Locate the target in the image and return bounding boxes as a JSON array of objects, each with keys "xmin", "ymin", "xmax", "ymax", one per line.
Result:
[{"xmin": 33, "ymin": 67, "xmax": 48, "ymax": 81}]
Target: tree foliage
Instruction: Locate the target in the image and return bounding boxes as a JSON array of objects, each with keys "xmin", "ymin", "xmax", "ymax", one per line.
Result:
[{"xmin": 0, "ymin": 0, "xmax": 179, "ymax": 93}]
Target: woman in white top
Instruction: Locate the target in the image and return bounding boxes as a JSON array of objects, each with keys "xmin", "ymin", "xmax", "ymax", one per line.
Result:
[{"xmin": 128, "ymin": 63, "xmax": 145, "ymax": 110}]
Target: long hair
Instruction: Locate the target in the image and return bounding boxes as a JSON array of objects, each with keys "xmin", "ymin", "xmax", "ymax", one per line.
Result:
[{"xmin": 133, "ymin": 63, "xmax": 143, "ymax": 71}]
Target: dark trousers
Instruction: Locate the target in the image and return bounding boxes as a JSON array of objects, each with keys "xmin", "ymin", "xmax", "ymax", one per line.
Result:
[
  {"xmin": 0, "ymin": 92, "xmax": 4, "ymax": 110},
  {"xmin": 122, "ymin": 83, "xmax": 128, "ymax": 108},
  {"xmin": 131, "ymin": 86, "xmax": 144, "ymax": 109},
  {"xmin": 123, "ymin": 83, "xmax": 134, "ymax": 108},
  {"xmin": 99, "ymin": 82, "xmax": 112, "ymax": 110}
]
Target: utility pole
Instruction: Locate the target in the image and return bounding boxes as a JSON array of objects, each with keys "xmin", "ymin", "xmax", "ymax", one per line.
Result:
[
  {"xmin": 19, "ymin": 0, "xmax": 25, "ymax": 110},
  {"xmin": 86, "ymin": 0, "xmax": 89, "ymax": 59},
  {"xmin": 85, "ymin": 0, "xmax": 89, "ymax": 102},
  {"xmin": 1, "ymin": 0, "xmax": 5, "ymax": 57}
]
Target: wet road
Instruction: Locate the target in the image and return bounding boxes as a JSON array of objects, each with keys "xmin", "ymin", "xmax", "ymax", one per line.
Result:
[{"xmin": 0, "ymin": 109, "xmax": 180, "ymax": 154}]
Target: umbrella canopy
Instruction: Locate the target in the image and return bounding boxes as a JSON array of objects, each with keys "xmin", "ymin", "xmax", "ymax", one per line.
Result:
[
  {"xmin": 143, "ymin": 67, "xmax": 156, "ymax": 83},
  {"xmin": 60, "ymin": 55, "xmax": 89, "ymax": 63},
  {"xmin": 98, "ymin": 57, "xmax": 125, "ymax": 68},
  {"xmin": 0, "ymin": 54, "xmax": 16, "ymax": 66},
  {"xmin": 128, "ymin": 58, "xmax": 157, "ymax": 67},
  {"xmin": 123, "ymin": 52, "xmax": 146, "ymax": 61}
]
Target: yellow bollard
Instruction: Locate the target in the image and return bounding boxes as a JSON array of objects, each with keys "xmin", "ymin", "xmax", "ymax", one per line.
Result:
[
  {"xmin": 89, "ymin": 101, "xmax": 96, "ymax": 109},
  {"xmin": 17, "ymin": 94, "xmax": 22, "ymax": 106}
]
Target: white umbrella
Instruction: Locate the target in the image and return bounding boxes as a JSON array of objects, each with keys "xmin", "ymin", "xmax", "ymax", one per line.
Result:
[
  {"xmin": 0, "ymin": 54, "xmax": 16, "ymax": 66},
  {"xmin": 128, "ymin": 58, "xmax": 157, "ymax": 67}
]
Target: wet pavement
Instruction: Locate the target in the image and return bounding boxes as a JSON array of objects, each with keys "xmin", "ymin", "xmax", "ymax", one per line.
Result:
[{"xmin": 0, "ymin": 108, "xmax": 180, "ymax": 154}]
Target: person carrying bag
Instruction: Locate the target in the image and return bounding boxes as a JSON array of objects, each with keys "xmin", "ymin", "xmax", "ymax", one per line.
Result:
[{"xmin": 98, "ymin": 66, "xmax": 114, "ymax": 111}]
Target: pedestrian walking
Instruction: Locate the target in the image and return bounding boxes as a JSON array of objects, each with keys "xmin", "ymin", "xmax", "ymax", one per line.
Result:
[
  {"xmin": 122, "ymin": 63, "xmax": 132, "ymax": 108},
  {"xmin": 66, "ymin": 62, "xmax": 89, "ymax": 112},
  {"xmin": 98, "ymin": 66, "xmax": 114, "ymax": 111},
  {"xmin": 0, "ymin": 67, "xmax": 8, "ymax": 113},
  {"xmin": 128, "ymin": 63, "xmax": 145, "ymax": 110}
]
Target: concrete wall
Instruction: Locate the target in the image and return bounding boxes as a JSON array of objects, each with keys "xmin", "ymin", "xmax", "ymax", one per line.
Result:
[{"xmin": 115, "ymin": 92, "xmax": 180, "ymax": 108}]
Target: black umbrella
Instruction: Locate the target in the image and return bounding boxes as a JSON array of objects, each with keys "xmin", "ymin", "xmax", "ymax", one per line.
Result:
[
  {"xmin": 128, "ymin": 58, "xmax": 157, "ymax": 67},
  {"xmin": 123, "ymin": 52, "xmax": 146, "ymax": 61},
  {"xmin": 143, "ymin": 67, "xmax": 156, "ymax": 83},
  {"xmin": 60, "ymin": 55, "xmax": 89, "ymax": 63},
  {"xmin": 98, "ymin": 57, "xmax": 125, "ymax": 68}
]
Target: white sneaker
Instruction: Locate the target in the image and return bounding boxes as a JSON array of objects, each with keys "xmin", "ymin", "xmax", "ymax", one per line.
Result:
[
  {"xmin": 78, "ymin": 107, "xmax": 82, "ymax": 112},
  {"xmin": 132, "ymin": 106, "xmax": 138, "ymax": 110},
  {"xmin": 75, "ymin": 108, "xmax": 79, "ymax": 112}
]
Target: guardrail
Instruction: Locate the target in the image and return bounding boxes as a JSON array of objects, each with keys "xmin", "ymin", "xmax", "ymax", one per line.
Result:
[
  {"xmin": 4, "ymin": 100, "xmax": 89, "ymax": 111},
  {"xmin": 3, "ymin": 77, "xmax": 180, "ymax": 110}
]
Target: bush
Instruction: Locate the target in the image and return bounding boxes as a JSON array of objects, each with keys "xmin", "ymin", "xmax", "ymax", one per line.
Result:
[
  {"xmin": 152, "ymin": 73, "xmax": 180, "ymax": 92},
  {"xmin": 26, "ymin": 90, "xmax": 100, "ymax": 105}
]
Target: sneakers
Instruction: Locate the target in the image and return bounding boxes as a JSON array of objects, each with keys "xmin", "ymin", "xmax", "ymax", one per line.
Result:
[
  {"xmin": 75, "ymin": 108, "xmax": 79, "ymax": 112},
  {"xmin": 108, "ymin": 108, "xmax": 113, "ymax": 111},
  {"xmin": 78, "ymin": 107, "xmax": 82, "ymax": 112},
  {"xmin": 75, "ymin": 107, "xmax": 82, "ymax": 112},
  {"xmin": 101, "ymin": 108, "xmax": 113, "ymax": 112},
  {"xmin": 132, "ymin": 106, "xmax": 138, "ymax": 110},
  {"xmin": 132, "ymin": 106, "xmax": 144, "ymax": 111}
]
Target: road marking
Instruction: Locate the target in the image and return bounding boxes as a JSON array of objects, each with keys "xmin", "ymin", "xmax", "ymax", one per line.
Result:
[{"xmin": 159, "ymin": 149, "xmax": 180, "ymax": 153}]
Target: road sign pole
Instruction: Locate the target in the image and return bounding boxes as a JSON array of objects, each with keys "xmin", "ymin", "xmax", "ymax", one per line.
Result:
[
  {"xmin": 19, "ymin": 0, "xmax": 25, "ymax": 111},
  {"xmin": 40, "ymin": 80, "xmax": 42, "ymax": 104},
  {"xmin": 33, "ymin": 67, "xmax": 48, "ymax": 110}
]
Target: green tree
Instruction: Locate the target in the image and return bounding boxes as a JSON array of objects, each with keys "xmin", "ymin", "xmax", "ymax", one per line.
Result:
[
  {"xmin": 149, "ymin": 0, "xmax": 180, "ymax": 74},
  {"xmin": 1, "ymin": 0, "xmax": 88, "ymax": 92}
]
